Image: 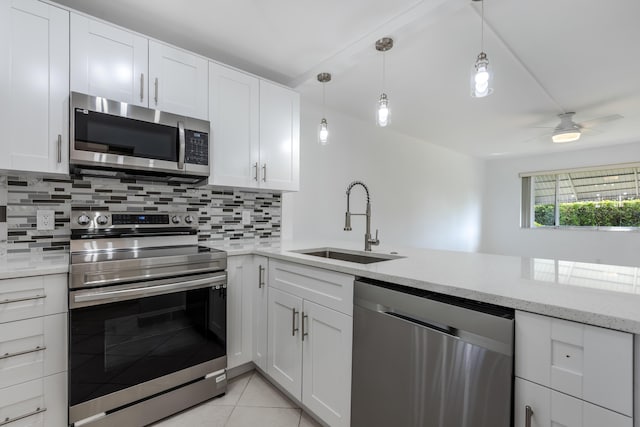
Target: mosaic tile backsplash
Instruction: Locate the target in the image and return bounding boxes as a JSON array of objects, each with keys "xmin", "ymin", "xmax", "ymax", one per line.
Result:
[{"xmin": 0, "ymin": 175, "xmax": 281, "ymax": 254}]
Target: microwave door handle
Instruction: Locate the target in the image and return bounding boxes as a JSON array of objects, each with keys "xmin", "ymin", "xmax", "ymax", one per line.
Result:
[{"xmin": 178, "ymin": 121, "xmax": 185, "ymax": 170}]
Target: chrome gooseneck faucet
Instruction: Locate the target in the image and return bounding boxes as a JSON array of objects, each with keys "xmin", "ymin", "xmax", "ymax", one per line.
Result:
[{"xmin": 344, "ymin": 181, "xmax": 380, "ymax": 251}]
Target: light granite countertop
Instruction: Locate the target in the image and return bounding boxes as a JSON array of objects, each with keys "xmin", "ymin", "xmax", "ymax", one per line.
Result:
[
  {"xmin": 248, "ymin": 240, "xmax": 640, "ymax": 334},
  {"xmin": 3, "ymin": 239, "xmax": 640, "ymax": 334},
  {"xmin": 0, "ymin": 252, "xmax": 69, "ymax": 279}
]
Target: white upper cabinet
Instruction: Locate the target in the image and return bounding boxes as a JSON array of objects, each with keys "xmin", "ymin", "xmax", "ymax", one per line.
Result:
[
  {"xmin": 0, "ymin": 0, "xmax": 69, "ymax": 174},
  {"xmin": 71, "ymin": 15, "xmax": 207, "ymax": 119},
  {"xmin": 209, "ymin": 63, "xmax": 260, "ymax": 187},
  {"xmin": 70, "ymin": 13, "xmax": 148, "ymax": 106},
  {"xmin": 149, "ymin": 41, "xmax": 208, "ymax": 120},
  {"xmin": 259, "ymin": 81, "xmax": 300, "ymax": 191},
  {"xmin": 209, "ymin": 66, "xmax": 300, "ymax": 192}
]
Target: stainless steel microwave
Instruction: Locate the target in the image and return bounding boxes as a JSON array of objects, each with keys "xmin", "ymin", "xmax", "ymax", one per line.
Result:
[{"xmin": 70, "ymin": 92, "xmax": 210, "ymax": 183}]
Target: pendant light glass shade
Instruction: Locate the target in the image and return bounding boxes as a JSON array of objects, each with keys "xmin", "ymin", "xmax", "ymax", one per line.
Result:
[
  {"xmin": 471, "ymin": 0, "xmax": 493, "ymax": 98},
  {"xmin": 375, "ymin": 38, "xmax": 393, "ymax": 127},
  {"xmin": 318, "ymin": 118, "xmax": 329, "ymax": 145},
  {"xmin": 376, "ymin": 93, "xmax": 390, "ymax": 127},
  {"xmin": 317, "ymin": 72, "xmax": 331, "ymax": 145},
  {"xmin": 471, "ymin": 52, "xmax": 493, "ymax": 98}
]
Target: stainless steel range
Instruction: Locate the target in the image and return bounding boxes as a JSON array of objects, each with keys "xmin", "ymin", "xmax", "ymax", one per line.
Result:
[{"xmin": 68, "ymin": 211, "xmax": 227, "ymax": 427}]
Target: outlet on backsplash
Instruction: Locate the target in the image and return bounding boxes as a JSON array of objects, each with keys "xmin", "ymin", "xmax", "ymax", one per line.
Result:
[{"xmin": 37, "ymin": 210, "xmax": 55, "ymax": 231}]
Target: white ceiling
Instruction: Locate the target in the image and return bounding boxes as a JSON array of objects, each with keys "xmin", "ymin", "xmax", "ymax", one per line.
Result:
[{"xmin": 53, "ymin": 0, "xmax": 640, "ymax": 158}]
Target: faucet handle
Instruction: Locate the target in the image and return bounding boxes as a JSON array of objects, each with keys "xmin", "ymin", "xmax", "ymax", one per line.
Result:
[{"xmin": 372, "ymin": 229, "xmax": 380, "ymax": 245}]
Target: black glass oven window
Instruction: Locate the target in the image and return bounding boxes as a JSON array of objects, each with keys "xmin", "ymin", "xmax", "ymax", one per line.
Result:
[
  {"xmin": 69, "ymin": 287, "xmax": 226, "ymax": 406},
  {"xmin": 74, "ymin": 110, "xmax": 178, "ymax": 161}
]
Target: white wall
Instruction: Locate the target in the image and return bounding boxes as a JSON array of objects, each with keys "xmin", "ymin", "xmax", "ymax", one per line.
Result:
[
  {"xmin": 480, "ymin": 142, "xmax": 640, "ymax": 266},
  {"xmin": 282, "ymin": 100, "xmax": 485, "ymax": 252}
]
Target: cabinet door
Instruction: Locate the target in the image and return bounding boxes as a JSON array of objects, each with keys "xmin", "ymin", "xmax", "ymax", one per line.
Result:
[
  {"xmin": 515, "ymin": 311, "xmax": 633, "ymax": 416},
  {"xmin": 253, "ymin": 256, "xmax": 269, "ymax": 371},
  {"xmin": 226, "ymin": 256, "xmax": 254, "ymax": 369},
  {"xmin": 70, "ymin": 14, "xmax": 148, "ymax": 106},
  {"xmin": 0, "ymin": 371, "xmax": 67, "ymax": 427},
  {"xmin": 149, "ymin": 41, "xmax": 208, "ymax": 119},
  {"xmin": 514, "ymin": 378, "xmax": 632, "ymax": 427},
  {"xmin": 267, "ymin": 287, "xmax": 303, "ymax": 400},
  {"xmin": 258, "ymin": 81, "xmax": 300, "ymax": 191},
  {"xmin": 209, "ymin": 62, "xmax": 260, "ymax": 188},
  {"xmin": 0, "ymin": 0, "xmax": 69, "ymax": 174},
  {"xmin": 302, "ymin": 300, "xmax": 352, "ymax": 427}
]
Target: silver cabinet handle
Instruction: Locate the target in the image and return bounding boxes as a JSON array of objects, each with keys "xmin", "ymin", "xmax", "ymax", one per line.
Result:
[
  {"xmin": 292, "ymin": 308, "xmax": 299, "ymax": 336},
  {"xmin": 258, "ymin": 265, "xmax": 265, "ymax": 288},
  {"xmin": 154, "ymin": 77, "xmax": 159, "ymax": 105},
  {"xmin": 262, "ymin": 164, "xmax": 267, "ymax": 182},
  {"xmin": 0, "ymin": 345, "xmax": 46, "ymax": 360},
  {"xmin": 57, "ymin": 134, "xmax": 62, "ymax": 163},
  {"xmin": 302, "ymin": 312, "xmax": 309, "ymax": 341},
  {"xmin": 140, "ymin": 73, "xmax": 144, "ymax": 102},
  {"xmin": 525, "ymin": 405, "xmax": 533, "ymax": 427},
  {"xmin": 253, "ymin": 162, "xmax": 259, "ymax": 181},
  {"xmin": 0, "ymin": 407, "xmax": 47, "ymax": 426},
  {"xmin": 0, "ymin": 294, "xmax": 45, "ymax": 305},
  {"xmin": 177, "ymin": 121, "xmax": 185, "ymax": 170}
]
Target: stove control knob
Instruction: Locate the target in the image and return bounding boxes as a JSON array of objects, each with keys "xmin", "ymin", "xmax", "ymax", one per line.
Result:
[
  {"xmin": 96, "ymin": 215, "xmax": 109, "ymax": 226},
  {"xmin": 77, "ymin": 214, "xmax": 91, "ymax": 226},
  {"xmin": 171, "ymin": 215, "xmax": 181, "ymax": 224},
  {"xmin": 184, "ymin": 215, "xmax": 194, "ymax": 224}
]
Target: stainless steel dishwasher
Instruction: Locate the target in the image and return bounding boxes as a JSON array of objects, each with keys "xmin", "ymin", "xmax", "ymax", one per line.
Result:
[{"xmin": 351, "ymin": 278, "xmax": 514, "ymax": 427}]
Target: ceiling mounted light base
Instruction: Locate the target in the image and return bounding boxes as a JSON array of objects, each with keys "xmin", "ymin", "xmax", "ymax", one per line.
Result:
[
  {"xmin": 375, "ymin": 37, "xmax": 394, "ymax": 52},
  {"xmin": 317, "ymin": 72, "xmax": 331, "ymax": 83}
]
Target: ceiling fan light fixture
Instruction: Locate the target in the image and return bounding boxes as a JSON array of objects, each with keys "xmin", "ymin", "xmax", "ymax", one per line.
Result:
[{"xmin": 552, "ymin": 129, "xmax": 581, "ymax": 143}]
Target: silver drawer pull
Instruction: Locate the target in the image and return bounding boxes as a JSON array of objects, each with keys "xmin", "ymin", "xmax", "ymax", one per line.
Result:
[
  {"xmin": 0, "ymin": 345, "xmax": 46, "ymax": 360},
  {"xmin": 0, "ymin": 407, "xmax": 47, "ymax": 426},
  {"xmin": 525, "ymin": 405, "xmax": 533, "ymax": 427},
  {"xmin": 0, "ymin": 294, "xmax": 46, "ymax": 305}
]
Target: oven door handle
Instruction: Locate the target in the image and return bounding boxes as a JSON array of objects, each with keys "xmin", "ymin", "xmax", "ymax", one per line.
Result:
[
  {"xmin": 81, "ymin": 265, "xmax": 223, "ymax": 288},
  {"xmin": 72, "ymin": 274, "xmax": 226, "ymax": 306}
]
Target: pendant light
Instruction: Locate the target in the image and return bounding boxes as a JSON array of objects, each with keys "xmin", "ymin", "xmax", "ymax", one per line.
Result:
[
  {"xmin": 317, "ymin": 72, "xmax": 331, "ymax": 145},
  {"xmin": 471, "ymin": 0, "xmax": 493, "ymax": 98},
  {"xmin": 375, "ymin": 37, "xmax": 393, "ymax": 127}
]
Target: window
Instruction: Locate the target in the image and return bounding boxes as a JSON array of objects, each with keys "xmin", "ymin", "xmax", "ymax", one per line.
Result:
[{"xmin": 521, "ymin": 164, "xmax": 640, "ymax": 229}]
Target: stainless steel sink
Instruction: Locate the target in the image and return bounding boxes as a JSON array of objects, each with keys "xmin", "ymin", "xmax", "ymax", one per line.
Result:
[{"xmin": 294, "ymin": 248, "xmax": 403, "ymax": 264}]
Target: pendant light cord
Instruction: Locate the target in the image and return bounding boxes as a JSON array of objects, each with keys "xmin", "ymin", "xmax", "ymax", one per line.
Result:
[
  {"xmin": 322, "ymin": 81, "xmax": 326, "ymax": 116},
  {"xmin": 480, "ymin": 0, "xmax": 485, "ymax": 52},
  {"xmin": 382, "ymin": 52, "xmax": 386, "ymax": 93}
]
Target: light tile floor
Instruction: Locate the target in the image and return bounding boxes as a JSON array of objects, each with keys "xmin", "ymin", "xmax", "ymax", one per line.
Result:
[{"xmin": 152, "ymin": 370, "xmax": 323, "ymax": 427}]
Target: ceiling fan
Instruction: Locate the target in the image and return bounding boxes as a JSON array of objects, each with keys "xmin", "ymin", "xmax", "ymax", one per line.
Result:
[{"xmin": 528, "ymin": 112, "xmax": 623, "ymax": 144}]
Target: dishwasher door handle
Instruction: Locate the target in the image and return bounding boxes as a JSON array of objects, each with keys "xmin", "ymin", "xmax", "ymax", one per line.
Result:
[{"xmin": 383, "ymin": 310, "xmax": 458, "ymax": 338}]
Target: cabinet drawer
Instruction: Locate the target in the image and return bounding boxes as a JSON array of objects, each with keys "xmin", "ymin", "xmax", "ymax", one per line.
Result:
[
  {"xmin": 0, "ymin": 371, "xmax": 67, "ymax": 427},
  {"xmin": 515, "ymin": 378, "xmax": 632, "ymax": 427},
  {"xmin": 269, "ymin": 260, "xmax": 353, "ymax": 315},
  {"xmin": 0, "ymin": 313, "xmax": 67, "ymax": 389},
  {"xmin": 0, "ymin": 275, "xmax": 67, "ymax": 324},
  {"xmin": 515, "ymin": 311, "xmax": 632, "ymax": 416}
]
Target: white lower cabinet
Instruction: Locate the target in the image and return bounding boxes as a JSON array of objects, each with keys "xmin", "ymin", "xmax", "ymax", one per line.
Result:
[
  {"xmin": 226, "ymin": 255, "xmax": 255, "ymax": 369},
  {"xmin": 266, "ymin": 260, "xmax": 353, "ymax": 427},
  {"xmin": 301, "ymin": 300, "xmax": 352, "ymax": 427},
  {"xmin": 515, "ymin": 378, "xmax": 632, "ymax": 427},
  {"xmin": 0, "ymin": 371, "xmax": 67, "ymax": 427},
  {"xmin": 515, "ymin": 311, "xmax": 634, "ymax": 427},
  {"xmin": 0, "ymin": 274, "xmax": 67, "ymax": 427}
]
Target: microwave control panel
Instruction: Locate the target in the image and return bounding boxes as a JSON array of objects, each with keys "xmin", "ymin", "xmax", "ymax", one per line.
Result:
[{"xmin": 185, "ymin": 130, "xmax": 209, "ymax": 165}]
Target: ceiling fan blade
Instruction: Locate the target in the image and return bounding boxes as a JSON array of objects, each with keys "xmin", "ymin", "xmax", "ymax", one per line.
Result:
[
  {"xmin": 581, "ymin": 128, "xmax": 602, "ymax": 135},
  {"xmin": 579, "ymin": 114, "xmax": 623, "ymax": 128}
]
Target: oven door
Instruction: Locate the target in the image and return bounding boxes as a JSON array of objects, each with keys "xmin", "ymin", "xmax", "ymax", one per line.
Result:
[{"xmin": 68, "ymin": 272, "xmax": 226, "ymax": 420}]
